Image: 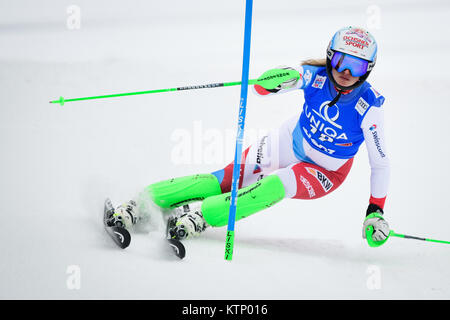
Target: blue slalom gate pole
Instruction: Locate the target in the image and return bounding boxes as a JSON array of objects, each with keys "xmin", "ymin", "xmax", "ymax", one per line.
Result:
[{"xmin": 224, "ymin": 0, "xmax": 253, "ymax": 261}]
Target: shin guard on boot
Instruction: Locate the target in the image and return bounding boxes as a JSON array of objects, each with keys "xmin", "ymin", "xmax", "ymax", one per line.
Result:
[
  {"xmin": 146, "ymin": 174, "xmax": 222, "ymax": 209},
  {"xmin": 201, "ymin": 175, "xmax": 286, "ymax": 227}
]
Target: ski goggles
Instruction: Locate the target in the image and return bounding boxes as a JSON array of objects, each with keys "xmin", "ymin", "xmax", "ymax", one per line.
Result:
[{"xmin": 331, "ymin": 51, "xmax": 369, "ymax": 77}]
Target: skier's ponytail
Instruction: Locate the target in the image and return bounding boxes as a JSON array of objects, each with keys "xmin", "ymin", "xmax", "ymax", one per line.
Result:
[{"xmin": 301, "ymin": 58, "xmax": 326, "ymax": 67}]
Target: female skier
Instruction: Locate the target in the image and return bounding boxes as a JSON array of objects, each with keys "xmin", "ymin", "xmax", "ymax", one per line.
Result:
[{"xmin": 109, "ymin": 26, "xmax": 391, "ymax": 246}]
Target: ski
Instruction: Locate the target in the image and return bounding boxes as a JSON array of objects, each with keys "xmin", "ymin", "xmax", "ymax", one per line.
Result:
[
  {"xmin": 103, "ymin": 198, "xmax": 185, "ymax": 259},
  {"xmin": 104, "ymin": 198, "xmax": 131, "ymax": 249},
  {"xmin": 166, "ymin": 215, "xmax": 186, "ymax": 259},
  {"xmin": 168, "ymin": 238, "xmax": 186, "ymax": 259}
]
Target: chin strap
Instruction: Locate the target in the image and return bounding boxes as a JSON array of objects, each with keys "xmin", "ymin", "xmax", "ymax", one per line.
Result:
[
  {"xmin": 328, "ymin": 86, "xmax": 353, "ymax": 107},
  {"xmin": 328, "ymin": 89, "xmax": 342, "ymax": 107}
]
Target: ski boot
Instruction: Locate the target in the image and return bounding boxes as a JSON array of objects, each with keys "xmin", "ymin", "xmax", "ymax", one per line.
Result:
[
  {"xmin": 167, "ymin": 201, "xmax": 208, "ymax": 240},
  {"xmin": 105, "ymin": 200, "xmax": 138, "ymax": 230}
]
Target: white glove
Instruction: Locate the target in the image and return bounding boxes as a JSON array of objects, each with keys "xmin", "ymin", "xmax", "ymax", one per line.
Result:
[
  {"xmin": 362, "ymin": 204, "xmax": 390, "ymax": 242},
  {"xmin": 275, "ymin": 67, "xmax": 299, "ymax": 90},
  {"xmin": 256, "ymin": 66, "xmax": 300, "ymax": 93}
]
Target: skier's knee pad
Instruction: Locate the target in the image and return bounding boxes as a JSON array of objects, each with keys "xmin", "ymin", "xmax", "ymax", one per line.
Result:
[
  {"xmin": 146, "ymin": 174, "xmax": 222, "ymax": 209},
  {"xmin": 201, "ymin": 174, "xmax": 286, "ymax": 227}
]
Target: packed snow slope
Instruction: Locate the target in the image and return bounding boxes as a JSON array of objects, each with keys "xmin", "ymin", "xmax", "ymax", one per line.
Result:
[{"xmin": 1, "ymin": 0, "xmax": 450, "ymax": 299}]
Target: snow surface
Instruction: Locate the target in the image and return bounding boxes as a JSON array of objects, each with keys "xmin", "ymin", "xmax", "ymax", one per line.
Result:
[{"xmin": 1, "ymin": 0, "xmax": 450, "ymax": 299}]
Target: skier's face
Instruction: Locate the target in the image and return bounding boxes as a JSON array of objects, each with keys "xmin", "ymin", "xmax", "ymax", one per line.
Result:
[{"xmin": 331, "ymin": 68, "xmax": 360, "ymax": 87}]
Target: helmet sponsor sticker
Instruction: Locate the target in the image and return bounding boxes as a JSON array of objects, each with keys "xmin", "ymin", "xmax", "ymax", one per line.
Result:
[
  {"xmin": 345, "ymin": 27, "xmax": 373, "ymax": 43},
  {"xmin": 343, "ymin": 35, "xmax": 370, "ymax": 50},
  {"xmin": 355, "ymin": 97, "xmax": 370, "ymax": 115},
  {"xmin": 305, "ymin": 167, "xmax": 334, "ymax": 192},
  {"xmin": 331, "ymin": 26, "xmax": 377, "ymax": 61}
]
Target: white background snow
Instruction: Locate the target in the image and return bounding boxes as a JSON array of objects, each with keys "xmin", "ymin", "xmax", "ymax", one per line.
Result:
[{"xmin": 1, "ymin": 0, "xmax": 450, "ymax": 299}]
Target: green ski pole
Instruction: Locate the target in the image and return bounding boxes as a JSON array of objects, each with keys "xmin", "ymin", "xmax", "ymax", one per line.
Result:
[
  {"xmin": 389, "ymin": 230, "xmax": 450, "ymax": 245},
  {"xmin": 365, "ymin": 226, "xmax": 450, "ymax": 247},
  {"xmin": 49, "ymin": 82, "xmax": 241, "ymax": 106},
  {"xmin": 49, "ymin": 68, "xmax": 299, "ymax": 106}
]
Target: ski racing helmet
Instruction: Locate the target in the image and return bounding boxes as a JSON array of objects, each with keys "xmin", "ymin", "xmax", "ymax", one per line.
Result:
[{"xmin": 326, "ymin": 26, "xmax": 378, "ymax": 91}]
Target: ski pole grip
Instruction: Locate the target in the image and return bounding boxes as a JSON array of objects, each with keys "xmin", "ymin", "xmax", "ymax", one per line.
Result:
[
  {"xmin": 365, "ymin": 226, "xmax": 390, "ymax": 247},
  {"xmin": 255, "ymin": 68, "xmax": 300, "ymax": 90}
]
